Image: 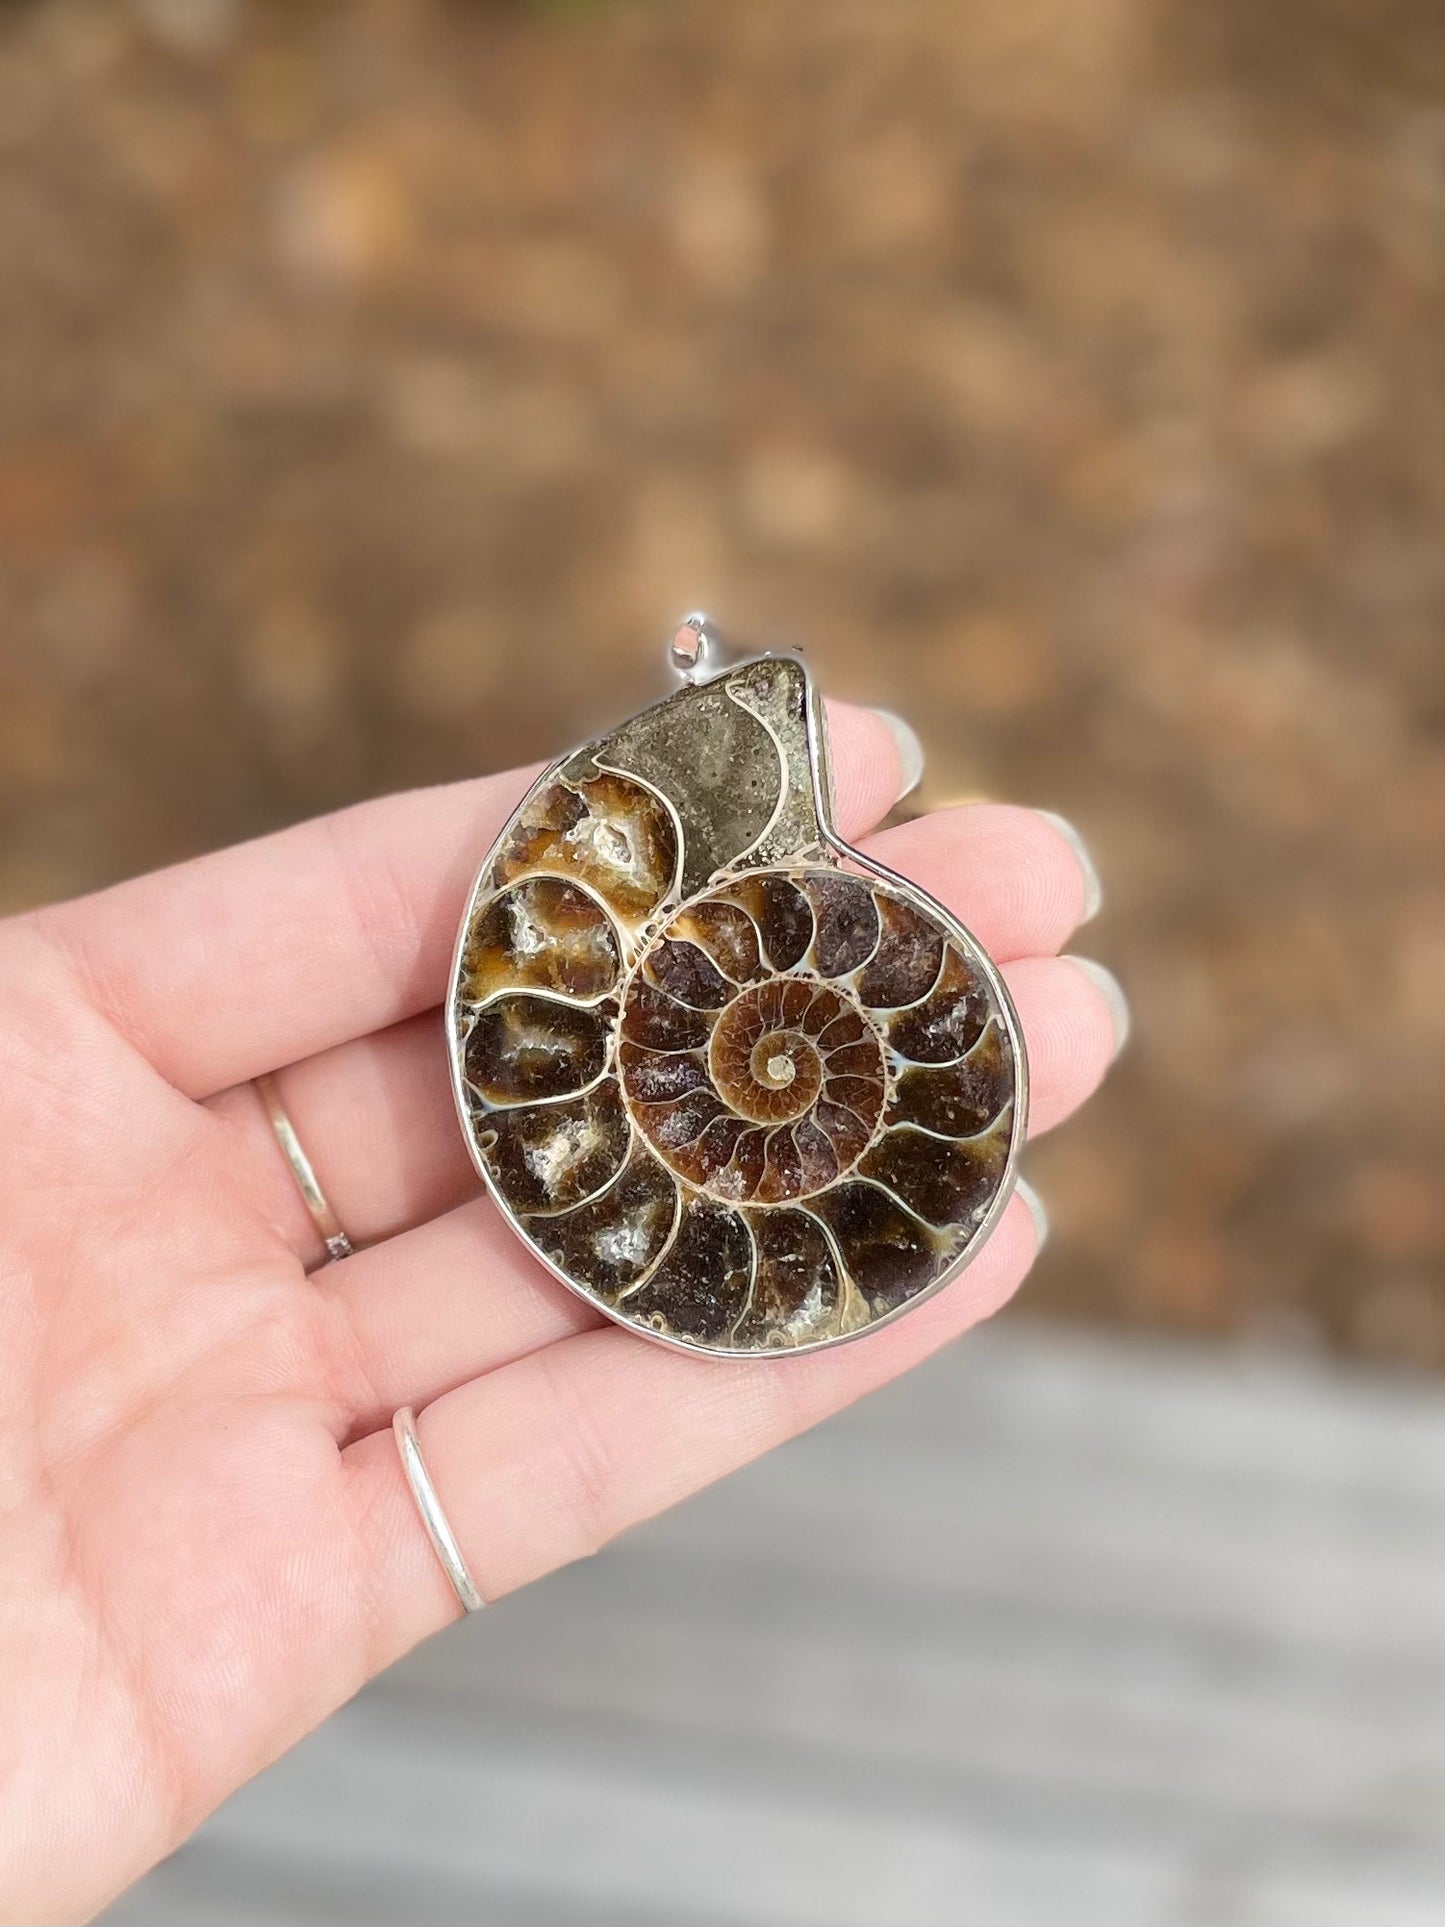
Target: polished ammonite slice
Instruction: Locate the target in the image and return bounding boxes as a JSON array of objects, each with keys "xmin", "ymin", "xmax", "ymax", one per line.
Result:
[{"xmin": 448, "ymin": 650, "xmax": 1026, "ymax": 1355}]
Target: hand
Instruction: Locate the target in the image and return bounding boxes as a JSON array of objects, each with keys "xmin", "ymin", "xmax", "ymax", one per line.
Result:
[{"xmin": 0, "ymin": 704, "xmax": 1118, "ymax": 1921}]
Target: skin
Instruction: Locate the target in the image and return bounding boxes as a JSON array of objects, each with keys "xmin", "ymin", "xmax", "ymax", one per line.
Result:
[{"xmin": 0, "ymin": 703, "xmax": 1117, "ymax": 1922}]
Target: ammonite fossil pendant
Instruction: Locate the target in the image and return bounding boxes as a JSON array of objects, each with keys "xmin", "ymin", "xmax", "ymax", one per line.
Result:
[{"xmin": 447, "ymin": 619, "xmax": 1028, "ymax": 1356}]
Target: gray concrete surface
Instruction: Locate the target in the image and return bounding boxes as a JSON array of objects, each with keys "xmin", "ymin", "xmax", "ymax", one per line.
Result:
[{"xmin": 104, "ymin": 1323, "xmax": 1445, "ymax": 1927}]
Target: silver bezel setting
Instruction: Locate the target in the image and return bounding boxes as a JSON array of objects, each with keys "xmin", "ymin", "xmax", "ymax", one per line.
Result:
[{"xmin": 445, "ymin": 646, "xmax": 1029, "ymax": 1359}]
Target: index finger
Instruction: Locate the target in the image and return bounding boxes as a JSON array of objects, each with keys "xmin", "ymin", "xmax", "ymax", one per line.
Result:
[{"xmin": 28, "ymin": 702, "xmax": 916, "ymax": 1098}]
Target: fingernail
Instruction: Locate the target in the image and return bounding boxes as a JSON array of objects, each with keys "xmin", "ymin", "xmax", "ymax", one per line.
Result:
[
  {"xmin": 1014, "ymin": 1177, "xmax": 1050, "ymax": 1252},
  {"xmin": 1035, "ymin": 809, "xmax": 1102, "ymax": 922},
  {"xmin": 870, "ymin": 707, "xmax": 924, "ymax": 802},
  {"xmin": 1066, "ymin": 955, "xmax": 1131, "ymax": 1056}
]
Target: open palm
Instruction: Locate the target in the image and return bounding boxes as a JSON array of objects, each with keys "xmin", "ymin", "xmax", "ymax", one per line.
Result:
[{"xmin": 0, "ymin": 703, "xmax": 1117, "ymax": 1922}]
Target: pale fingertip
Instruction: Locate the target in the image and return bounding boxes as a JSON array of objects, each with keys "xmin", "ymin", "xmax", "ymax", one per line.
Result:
[
  {"xmin": 823, "ymin": 700, "xmax": 918, "ymax": 839},
  {"xmin": 1064, "ymin": 955, "xmax": 1131, "ymax": 1056},
  {"xmin": 1014, "ymin": 1177, "xmax": 1050, "ymax": 1253},
  {"xmin": 1035, "ymin": 809, "xmax": 1102, "ymax": 923},
  {"xmin": 868, "ymin": 707, "xmax": 925, "ymax": 802}
]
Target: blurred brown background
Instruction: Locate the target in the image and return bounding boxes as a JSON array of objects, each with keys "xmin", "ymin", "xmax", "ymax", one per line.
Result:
[{"xmin": 1, "ymin": 0, "xmax": 1441, "ymax": 1363}]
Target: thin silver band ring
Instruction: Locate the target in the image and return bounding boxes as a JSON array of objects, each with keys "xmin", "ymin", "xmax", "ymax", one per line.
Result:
[
  {"xmin": 392, "ymin": 1406, "xmax": 486, "ymax": 1614},
  {"xmin": 253, "ymin": 1070, "xmax": 355, "ymax": 1263}
]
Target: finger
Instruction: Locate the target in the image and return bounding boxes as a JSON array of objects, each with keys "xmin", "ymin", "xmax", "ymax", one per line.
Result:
[
  {"xmin": 207, "ymin": 805, "xmax": 1102, "ymax": 1261},
  {"xmin": 205, "ymin": 1012, "xmax": 468, "ymax": 1268},
  {"xmin": 316, "ymin": 1195, "xmax": 604, "ymax": 1433},
  {"xmin": 868, "ymin": 803, "xmax": 1097, "ymax": 962},
  {"xmin": 317, "ymin": 951, "xmax": 1116, "ymax": 1434},
  {"xmin": 1002, "ymin": 953, "xmax": 1129, "ymax": 1135},
  {"xmin": 342, "ymin": 1190, "xmax": 1044, "ymax": 1663},
  {"xmin": 35, "ymin": 701, "xmax": 914, "ymax": 1101}
]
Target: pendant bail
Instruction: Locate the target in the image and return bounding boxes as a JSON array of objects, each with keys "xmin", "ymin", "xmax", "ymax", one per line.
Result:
[{"xmin": 669, "ymin": 611, "xmax": 720, "ymax": 684}]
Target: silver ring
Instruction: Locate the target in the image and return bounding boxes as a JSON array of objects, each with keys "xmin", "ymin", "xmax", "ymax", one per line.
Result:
[
  {"xmin": 392, "ymin": 1406, "xmax": 485, "ymax": 1614},
  {"xmin": 253, "ymin": 1070, "xmax": 355, "ymax": 1263}
]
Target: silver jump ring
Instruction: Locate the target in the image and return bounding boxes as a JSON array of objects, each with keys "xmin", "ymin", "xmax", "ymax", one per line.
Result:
[
  {"xmin": 253, "ymin": 1069, "xmax": 355, "ymax": 1263},
  {"xmin": 392, "ymin": 1406, "xmax": 486, "ymax": 1614}
]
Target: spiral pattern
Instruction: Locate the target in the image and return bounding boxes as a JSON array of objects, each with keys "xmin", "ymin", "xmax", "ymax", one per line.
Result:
[
  {"xmin": 622, "ymin": 904, "xmax": 891, "ymax": 1204},
  {"xmin": 453, "ymin": 757, "xmax": 1018, "ymax": 1353}
]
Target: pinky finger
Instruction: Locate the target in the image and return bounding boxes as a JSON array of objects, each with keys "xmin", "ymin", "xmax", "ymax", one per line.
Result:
[{"xmin": 343, "ymin": 1190, "xmax": 1044, "ymax": 1669}]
